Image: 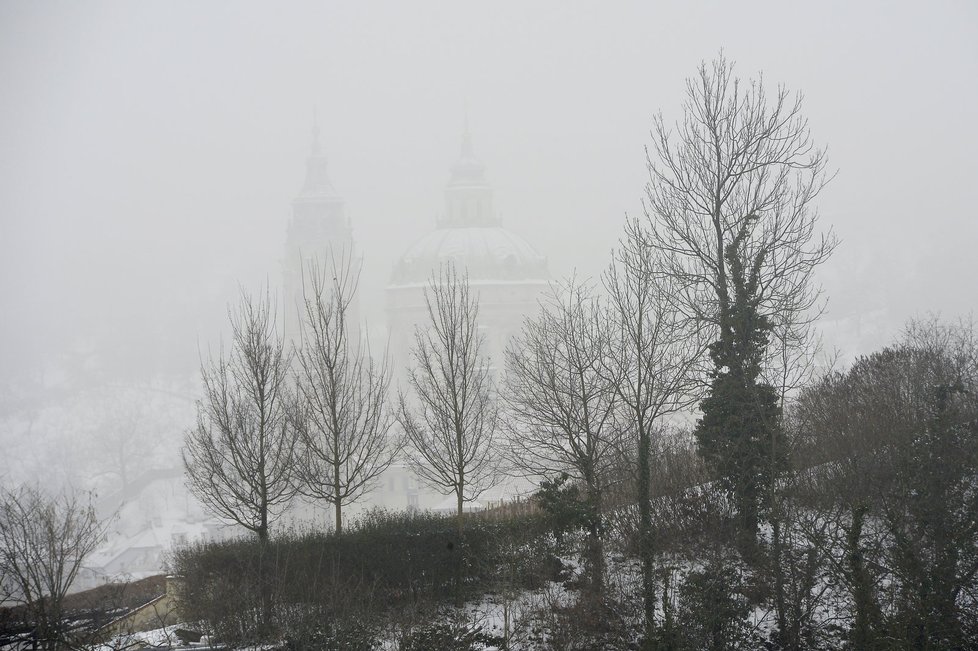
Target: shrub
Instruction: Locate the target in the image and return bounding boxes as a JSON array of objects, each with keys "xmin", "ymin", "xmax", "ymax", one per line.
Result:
[
  {"xmin": 675, "ymin": 561, "xmax": 757, "ymax": 651},
  {"xmin": 399, "ymin": 615, "xmax": 504, "ymax": 651},
  {"xmin": 536, "ymin": 473, "xmax": 594, "ymax": 547},
  {"xmin": 281, "ymin": 618, "xmax": 379, "ymax": 651}
]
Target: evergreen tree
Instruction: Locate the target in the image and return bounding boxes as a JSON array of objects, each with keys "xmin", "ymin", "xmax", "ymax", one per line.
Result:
[{"xmin": 694, "ymin": 221, "xmax": 783, "ymax": 544}]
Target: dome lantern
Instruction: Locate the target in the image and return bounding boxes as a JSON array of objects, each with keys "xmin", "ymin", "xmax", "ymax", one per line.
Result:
[
  {"xmin": 391, "ymin": 124, "xmax": 549, "ymax": 286},
  {"xmin": 441, "ymin": 125, "xmax": 496, "ymax": 228}
]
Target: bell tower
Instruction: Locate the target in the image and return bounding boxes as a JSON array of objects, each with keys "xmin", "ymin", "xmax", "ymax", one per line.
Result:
[{"xmin": 283, "ymin": 118, "xmax": 357, "ymax": 346}]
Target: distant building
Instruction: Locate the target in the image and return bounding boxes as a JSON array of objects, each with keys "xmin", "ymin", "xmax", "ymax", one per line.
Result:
[
  {"xmin": 76, "ymin": 469, "xmax": 231, "ymax": 592},
  {"xmin": 387, "ymin": 127, "xmax": 550, "ymax": 387},
  {"xmin": 283, "ymin": 121, "xmax": 359, "ymax": 347}
]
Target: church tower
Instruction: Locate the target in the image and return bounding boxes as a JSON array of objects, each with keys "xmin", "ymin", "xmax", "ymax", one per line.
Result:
[{"xmin": 284, "ymin": 121, "xmax": 357, "ymax": 346}]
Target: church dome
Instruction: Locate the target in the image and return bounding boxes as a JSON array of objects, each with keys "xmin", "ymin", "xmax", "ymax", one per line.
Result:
[
  {"xmin": 389, "ymin": 126, "xmax": 550, "ymax": 286},
  {"xmin": 391, "ymin": 226, "xmax": 549, "ymax": 285}
]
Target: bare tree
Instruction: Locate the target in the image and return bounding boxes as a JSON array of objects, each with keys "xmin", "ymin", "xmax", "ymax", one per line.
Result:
[
  {"xmin": 80, "ymin": 385, "xmax": 184, "ymax": 496},
  {"xmin": 641, "ymin": 54, "xmax": 837, "ymax": 541},
  {"xmin": 88, "ymin": 396, "xmax": 150, "ymax": 494},
  {"xmin": 504, "ymin": 278, "xmax": 620, "ymax": 590},
  {"xmin": 293, "ymin": 253, "xmax": 399, "ymax": 533},
  {"xmin": 643, "ymin": 53, "xmax": 836, "ymax": 351},
  {"xmin": 182, "ymin": 288, "xmax": 298, "ymax": 544},
  {"xmin": 602, "ymin": 218, "xmax": 706, "ymax": 633},
  {"xmin": 0, "ymin": 484, "xmax": 106, "ymax": 650},
  {"xmin": 398, "ymin": 263, "xmax": 499, "ymax": 526}
]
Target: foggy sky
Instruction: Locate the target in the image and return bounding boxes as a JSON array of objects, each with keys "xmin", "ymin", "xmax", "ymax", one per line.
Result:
[{"xmin": 2, "ymin": 0, "xmax": 977, "ymax": 388}]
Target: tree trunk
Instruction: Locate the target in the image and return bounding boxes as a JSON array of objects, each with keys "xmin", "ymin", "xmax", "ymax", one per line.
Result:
[
  {"xmin": 661, "ymin": 568, "xmax": 675, "ymax": 650},
  {"xmin": 257, "ymin": 515, "xmax": 272, "ymax": 639},
  {"xmin": 736, "ymin": 483, "xmax": 759, "ymax": 562},
  {"xmin": 771, "ymin": 514, "xmax": 792, "ymax": 650},
  {"xmin": 454, "ymin": 485, "xmax": 465, "ymax": 606},
  {"xmin": 638, "ymin": 422, "xmax": 656, "ymax": 641},
  {"xmin": 848, "ymin": 504, "xmax": 878, "ymax": 650},
  {"xmin": 586, "ymin": 480, "xmax": 604, "ymax": 593}
]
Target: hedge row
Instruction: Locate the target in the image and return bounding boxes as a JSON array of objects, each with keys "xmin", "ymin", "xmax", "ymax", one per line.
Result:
[{"xmin": 172, "ymin": 508, "xmax": 558, "ymax": 645}]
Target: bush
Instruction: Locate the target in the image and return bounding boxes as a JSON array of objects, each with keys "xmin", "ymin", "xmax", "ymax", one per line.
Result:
[
  {"xmin": 399, "ymin": 615, "xmax": 504, "ymax": 651},
  {"xmin": 281, "ymin": 618, "xmax": 379, "ymax": 651},
  {"xmin": 536, "ymin": 473, "xmax": 595, "ymax": 547},
  {"xmin": 675, "ymin": 561, "xmax": 757, "ymax": 651}
]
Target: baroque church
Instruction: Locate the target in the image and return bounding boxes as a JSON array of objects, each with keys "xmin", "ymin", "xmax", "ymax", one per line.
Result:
[{"xmin": 283, "ymin": 122, "xmax": 549, "ymax": 515}]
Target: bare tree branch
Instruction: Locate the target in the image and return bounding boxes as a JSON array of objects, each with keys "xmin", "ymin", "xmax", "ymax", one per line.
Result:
[
  {"xmin": 504, "ymin": 278, "xmax": 621, "ymax": 492},
  {"xmin": 642, "ymin": 54, "xmax": 837, "ymax": 382}
]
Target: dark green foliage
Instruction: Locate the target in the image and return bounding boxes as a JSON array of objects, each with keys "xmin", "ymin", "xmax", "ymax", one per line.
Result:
[
  {"xmin": 675, "ymin": 562, "xmax": 756, "ymax": 651},
  {"xmin": 537, "ymin": 473, "xmax": 594, "ymax": 546},
  {"xmin": 695, "ymin": 373, "xmax": 780, "ymax": 541},
  {"xmin": 766, "ymin": 520, "xmax": 827, "ymax": 651},
  {"xmin": 695, "ymin": 226, "xmax": 784, "ymax": 545},
  {"xmin": 535, "ymin": 472, "xmax": 607, "ymax": 593}
]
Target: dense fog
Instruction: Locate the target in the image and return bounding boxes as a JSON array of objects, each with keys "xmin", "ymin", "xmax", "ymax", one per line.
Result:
[{"xmin": 1, "ymin": 1, "xmax": 976, "ymax": 555}]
